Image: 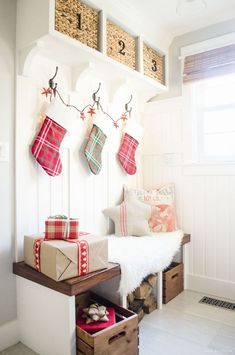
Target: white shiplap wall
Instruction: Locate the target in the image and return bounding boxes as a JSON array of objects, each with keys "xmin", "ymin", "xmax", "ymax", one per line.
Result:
[
  {"xmin": 143, "ymin": 97, "xmax": 235, "ymax": 300},
  {"xmin": 15, "ymin": 55, "xmax": 143, "ymax": 261}
]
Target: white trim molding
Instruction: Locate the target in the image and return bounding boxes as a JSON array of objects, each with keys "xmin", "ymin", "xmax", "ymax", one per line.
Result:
[
  {"xmin": 0, "ymin": 320, "xmax": 19, "ymax": 352},
  {"xmin": 180, "ymin": 31, "xmax": 235, "ymax": 59},
  {"xmin": 187, "ymin": 274, "xmax": 235, "ymax": 301}
]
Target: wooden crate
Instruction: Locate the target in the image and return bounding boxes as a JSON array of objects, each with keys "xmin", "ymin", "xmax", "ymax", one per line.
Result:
[
  {"xmin": 55, "ymin": 0, "xmax": 98, "ymax": 50},
  {"xmin": 107, "ymin": 21, "xmax": 136, "ymax": 70},
  {"xmin": 143, "ymin": 43, "xmax": 165, "ymax": 84},
  {"xmin": 76, "ymin": 292, "xmax": 138, "ymax": 355},
  {"xmin": 163, "ymin": 262, "xmax": 183, "ymax": 304}
]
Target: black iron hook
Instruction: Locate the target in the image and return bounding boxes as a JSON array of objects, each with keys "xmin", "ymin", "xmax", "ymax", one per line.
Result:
[
  {"xmin": 49, "ymin": 66, "xmax": 58, "ymax": 89},
  {"xmin": 92, "ymin": 82, "xmax": 101, "ymax": 103},
  {"xmin": 125, "ymin": 94, "xmax": 133, "ymax": 113},
  {"xmin": 44, "ymin": 68, "xmax": 133, "ymax": 125}
]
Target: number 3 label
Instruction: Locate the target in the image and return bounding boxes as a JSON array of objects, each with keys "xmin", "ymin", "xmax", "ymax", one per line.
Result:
[{"xmin": 152, "ymin": 59, "xmax": 157, "ymax": 72}]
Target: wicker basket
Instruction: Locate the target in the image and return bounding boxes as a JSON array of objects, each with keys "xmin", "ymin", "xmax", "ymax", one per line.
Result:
[
  {"xmin": 143, "ymin": 43, "xmax": 165, "ymax": 84},
  {"xmin": 107, "ymin": 21, "xmax": 136, "ymax": 70},
  {"xmin": 55, "ymin": 0, "xmax": 98, "ymax": 50}
]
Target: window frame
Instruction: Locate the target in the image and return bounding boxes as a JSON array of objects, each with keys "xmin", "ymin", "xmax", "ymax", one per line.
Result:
[
  {"xmin": 181, "ymin": 34, "xmax": 235, "ymax": 165},
  {"xmin": 190, "ymin": 77, "xmax": 235, "ymax": 163}
]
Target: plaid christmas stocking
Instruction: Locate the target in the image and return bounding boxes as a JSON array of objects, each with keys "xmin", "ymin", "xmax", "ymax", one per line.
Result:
[
  {"xmin": 31, "ymin": 116, "xmax": 67, "ymax": 177},
  {"xmin": 117, "ymin": 121, "xmax": 143, "ymax": 175},
  {"xmin": 84, "ymin": 124, "xmax": 107, "ymax": 175},
  {"xmin": 117, "ymin": 133, "xmax": 139, "ymax": 175}
]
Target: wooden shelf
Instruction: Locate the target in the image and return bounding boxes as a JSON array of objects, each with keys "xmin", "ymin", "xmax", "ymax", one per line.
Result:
[
  {"xmin": 19, "ymin": 30, "xmax": 167, "ymax": 99},
  {"xmin": 13, "ymin": 262, "xmax": 121, "ymax": 296},
  {"xmin": 17, "ymin": 0, "xmax": 167, "ymax": 100},
  {"xmin": 182, "ymin": 233, "xmax": 191, "ymax": 246}
]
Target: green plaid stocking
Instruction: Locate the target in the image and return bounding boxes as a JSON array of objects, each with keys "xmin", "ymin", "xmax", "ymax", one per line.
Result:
[{"xmin": 84, "ymin": 124, "xmax": 107, "ymax": 175}]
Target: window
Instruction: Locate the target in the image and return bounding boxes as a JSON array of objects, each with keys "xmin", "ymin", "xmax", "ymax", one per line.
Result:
[{"xmin": 190, "ymin": 73, "xmax": 235, "ymax": 162}]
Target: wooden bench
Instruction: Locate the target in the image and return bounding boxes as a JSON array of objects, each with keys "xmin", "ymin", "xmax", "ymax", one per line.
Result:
[
  {"xmin": 13, "ymin": 233, "xmax": 190, "ymax": 354},
  {"xmin": 13, "ymin": 233, "xmax": 191, "ymax": 307},
  {"xmin": 120, "ymin": 233, "xmax": 191, "ymax": 309}
]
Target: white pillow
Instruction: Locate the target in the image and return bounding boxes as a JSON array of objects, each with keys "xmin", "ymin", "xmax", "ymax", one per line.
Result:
[{"xmin": 103, "ymin": 190, "xmax": 151, "ymax": 237}]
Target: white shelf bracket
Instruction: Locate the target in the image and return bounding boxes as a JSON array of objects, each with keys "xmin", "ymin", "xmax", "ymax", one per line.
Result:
[
  {"xmin": 18, "ymin": 41, "xmax": 45, "ymax": 77},
  {"xmin": 108, "ymin": 78, "xmax": 132, "ymax": 103},
  {"xmin": 71, "ymin": 62, "xmax": 96, "ymax": 92}
]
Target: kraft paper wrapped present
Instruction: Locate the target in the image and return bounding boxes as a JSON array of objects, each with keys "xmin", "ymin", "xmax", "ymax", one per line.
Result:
[{"xmin": 24, "ymin": 234, "xmax": 108, "ymax": 281}]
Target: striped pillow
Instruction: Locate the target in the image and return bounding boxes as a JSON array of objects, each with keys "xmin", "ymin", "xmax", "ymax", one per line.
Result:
[{"xmin": 103, "ymin": 190, "xmax": 151, "ymax": 237}]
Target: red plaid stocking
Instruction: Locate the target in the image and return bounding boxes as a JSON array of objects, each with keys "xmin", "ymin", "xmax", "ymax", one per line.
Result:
[
  {"xmin": 117, "ymin": 133, "xmax": 139, "ymax": 175},
  {"xmin": 31, "ymin": 116, "xmax": 67, "ymax": 176}
]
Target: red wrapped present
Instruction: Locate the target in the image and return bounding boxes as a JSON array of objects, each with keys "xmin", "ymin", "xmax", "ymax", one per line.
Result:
[
  {"xmin": 77, "ymin": 308, "xmax": 116, "ymax": 334},
  {"xmin": 45, "ymin": 215, "xmax": 79, "ymax": 240}
]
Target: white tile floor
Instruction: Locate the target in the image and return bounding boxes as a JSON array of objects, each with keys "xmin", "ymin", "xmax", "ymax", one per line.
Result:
[
  {"xmin": 1, "ymin": 291, "xmax": 235, "ymax": 355},
  {"xmin": 139, "ymin": 290, "xmax": 235, "ymax": 355},
  {"xmin": 0, "ymin": 343, "xmax": 37, "ymax": 355}
]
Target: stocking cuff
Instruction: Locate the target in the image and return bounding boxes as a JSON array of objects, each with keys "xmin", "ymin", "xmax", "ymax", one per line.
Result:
[
  {"xmin": 45, "ymin": 99, "xmax": 73, "ymax": 133},
  {"xmin": 93, "ymin": 111, "xmax": 112, "ymax": 137},
  {"xmin": 124, "ymin": 120, "xmax": 143, "ymax": 142}
]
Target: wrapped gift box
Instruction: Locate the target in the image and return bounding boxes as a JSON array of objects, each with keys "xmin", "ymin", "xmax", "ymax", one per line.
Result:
[
  {"xmin": 45, "ymin": 217, "xmax": 79, "ymax": 240},
  {"xmin": 77, "ymin": 307, "xmax": 116, "ymax": 334},
  {"xmin": 24, "ymin": 234, "xmax": 108, "ymax": 281}
]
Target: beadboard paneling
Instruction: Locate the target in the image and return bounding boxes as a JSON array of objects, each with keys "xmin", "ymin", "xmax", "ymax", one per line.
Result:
[
  {"xmin": 143, "ymin": 98, "xmax": 235, "ymax": 298},
  {"xmin": 15, "ymin": 58, "xmax": 142, "ymax": 261}
]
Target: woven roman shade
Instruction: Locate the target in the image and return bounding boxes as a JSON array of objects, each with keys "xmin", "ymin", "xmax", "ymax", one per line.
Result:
[{"xmin": 183, "ymin": 44, "xmax": 235, "ymax": 83}]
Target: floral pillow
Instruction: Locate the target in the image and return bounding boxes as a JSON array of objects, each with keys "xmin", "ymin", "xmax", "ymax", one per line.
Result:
[{"xmin": 124, "ymin": 184, "xmax": 178, "ymax": 233}]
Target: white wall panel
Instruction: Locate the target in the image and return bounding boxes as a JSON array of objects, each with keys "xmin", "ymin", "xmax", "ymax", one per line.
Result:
[
  {"xmin": 191, "ymin": 177, "xmax": 206, "ymax": 276},
  {"xmin": 204, "ymin": 176, "xmax": 217, "ymax": 279},
  {"xmin": 229, "ymin": 176, "xmax": 235, "ymax": 282},
  {"xmin": 182, "ymin": 177, "xmax": 194, "ymax": 274},
  {"xmin": 0, "ymin": 0, "xmax": 17, "ymax": 327},
  {"xmin": 215, "ymin": 177, "xmax": 230, "ymax": 281},
  {"xmin": 143, "ymin": 98, "xmax": 235, "ymax": 299}
]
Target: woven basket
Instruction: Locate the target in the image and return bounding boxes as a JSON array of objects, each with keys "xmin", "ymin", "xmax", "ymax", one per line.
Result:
[
  {"xmin": 55, "ymin": 0, "xmax": 98, "ymax": 50},
  {"xmin": 107, "ymin": 21, "xmax": 136, "ymax": 70},
  {"xmin": 143, "ymin": 43, "xmax": 165, "ymax": 84}
]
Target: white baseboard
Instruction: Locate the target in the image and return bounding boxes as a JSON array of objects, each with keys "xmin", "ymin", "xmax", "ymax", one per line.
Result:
[
  {"xmin": 0, "ymin": 320, "xmax": 19, "ymax": 352},
  {"xmin": 186, "ymin": 274, "xmax": 235, "ymax": 301}
]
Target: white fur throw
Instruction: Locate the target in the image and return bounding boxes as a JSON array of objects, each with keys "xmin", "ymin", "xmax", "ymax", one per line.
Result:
[{"xmin": 108, "ymin": 230, "xmax": 184, "ymax": 296}]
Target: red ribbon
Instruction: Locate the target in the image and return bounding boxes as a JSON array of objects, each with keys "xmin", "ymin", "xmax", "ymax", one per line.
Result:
[
  {"xmin": 33, "ymin": 232, "xmax": 89, "ymax": 276},
  {"xmin": 66, "ymin": 239, "xmax": 89, "ymax": 276},
  {"xmin": 33, "ymin": 238, "xmax": 44, "ymax": 272}
]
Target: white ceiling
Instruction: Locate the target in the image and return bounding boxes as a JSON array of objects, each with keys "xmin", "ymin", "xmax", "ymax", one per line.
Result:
[{"xmin": 125, "ymin": 0, "xmax": 235, "ymax": 37}]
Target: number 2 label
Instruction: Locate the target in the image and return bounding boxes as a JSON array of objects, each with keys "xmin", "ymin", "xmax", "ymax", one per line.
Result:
[{"xmin": 118, "ymin": 40, "xmax": 126, "ymax": 55}]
